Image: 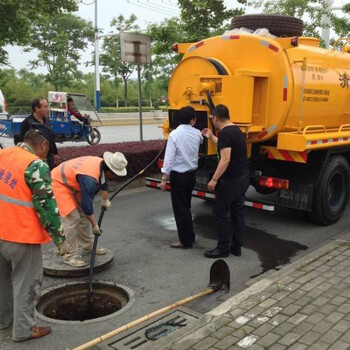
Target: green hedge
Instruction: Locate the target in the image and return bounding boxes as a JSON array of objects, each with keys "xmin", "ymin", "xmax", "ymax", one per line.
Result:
[
  {"xmin": 59, "ymin": 140, "xmax": 165, "ymax": 178},
  {"xmin": 7, "ymin": 106, "xmax": 169, "ymax": 115},
  {"xmin": 100, "ymin": 106, "xmax": 168, "ymax": 113},
  {"xmin": 8, "ymin": 106, "xmax": 31, "ymax": 115}
]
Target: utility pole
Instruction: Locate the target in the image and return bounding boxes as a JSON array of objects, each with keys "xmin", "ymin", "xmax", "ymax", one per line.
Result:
[
  {"xmin": 75, "ymin": 0, "xmax": 101, "ymax": 112},
  {"xmin": 94, "ymin": 0, "xmax": 101, "ymax": 112}
]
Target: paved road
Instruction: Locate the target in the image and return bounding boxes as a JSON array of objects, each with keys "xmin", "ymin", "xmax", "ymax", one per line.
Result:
[
  {"xmin": 1, "ymin": 184, "xmax": 350, "ymax": 349},
  {"xmin": 0, "ymin": 124, "xmax": 164, "ymax": 148}
]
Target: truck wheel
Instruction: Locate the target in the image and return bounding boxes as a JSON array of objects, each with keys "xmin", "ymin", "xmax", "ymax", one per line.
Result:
[
  {"xmin": 309, "ymin": 155, "xmax": 349, "ymax": 225},
  {"xmin": 231, "ymin": 14, "xmax": 303, "ymax": 37},
  {"xmin": 87, "ymin": 128, "xmax": 101, "ymax": 145}
]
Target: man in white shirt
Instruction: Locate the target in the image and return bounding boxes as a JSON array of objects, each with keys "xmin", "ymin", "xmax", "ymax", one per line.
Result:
[{"xmin": 160, "ymin": 106, "xmax": 203, "ymax": 249}]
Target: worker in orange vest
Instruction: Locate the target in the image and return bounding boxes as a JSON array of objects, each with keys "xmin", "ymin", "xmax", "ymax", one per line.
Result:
[
  {"xmin": 0, "ymin": 127, "xmax": 67, "ymax": 342},
  {"xmin": 51, "ymin": 152, "xmax": 127, "ymax": 268}
]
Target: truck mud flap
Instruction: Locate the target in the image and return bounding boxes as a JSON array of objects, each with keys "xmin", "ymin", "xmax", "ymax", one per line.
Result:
[
  {"xmin": 276, "ymin": 183, "xmax": 313, "ymax": 211},
  {"xmin": 146, "ymin": 177, "xmax": 275, "ymax": 212}
]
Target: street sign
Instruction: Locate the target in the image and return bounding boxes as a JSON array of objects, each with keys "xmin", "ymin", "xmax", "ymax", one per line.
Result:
[
  {"xmin": 120, "ymin": 32, "xmax": 152, "ymax": 142},
  {"xmin": 120, "ymin": 32, "xmax": 151, "ymax": 64}
]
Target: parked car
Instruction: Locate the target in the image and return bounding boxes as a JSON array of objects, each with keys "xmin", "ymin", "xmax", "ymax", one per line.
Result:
[{"xmin": 0, "ymin": 89, "xmax": 8, "ymax": 120}]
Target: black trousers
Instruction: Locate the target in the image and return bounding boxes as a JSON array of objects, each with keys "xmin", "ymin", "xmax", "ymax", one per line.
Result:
[
  {"xmin": 214, "ymin": 175, "xmax": 249, "ymax": 252},
  {"xmin": 170, "ymin": 170, "xmax": 196, "ymax": 246}
]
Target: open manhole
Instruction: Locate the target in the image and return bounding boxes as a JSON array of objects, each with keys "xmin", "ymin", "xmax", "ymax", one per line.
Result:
[{"xmin": 36, "ymin": 281, "xmax": 135, "ymax": 324}]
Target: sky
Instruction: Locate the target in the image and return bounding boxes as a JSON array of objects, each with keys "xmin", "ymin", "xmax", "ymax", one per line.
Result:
[
  {"xmin": 4, "ymin": 0, "xmax": 349, "ymax": 74},
  {"xmin": 5, "ymin": 0, "xmax": 244, "ymax": 74}
]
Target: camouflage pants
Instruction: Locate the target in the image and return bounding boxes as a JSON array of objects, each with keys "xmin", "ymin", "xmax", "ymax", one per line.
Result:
[{"xmin": 0, "ymin": 241, "xmax": 42, "ymax": 341}]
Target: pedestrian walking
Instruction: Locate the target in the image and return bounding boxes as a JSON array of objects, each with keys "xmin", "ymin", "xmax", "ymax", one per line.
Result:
[
  {"xmin": 160, "ymin": 106, "xmax": 203, "ymax": 249},
  {"xmin": 18, "ymin": 98, "xmax": 59, "ymax": 169},
  {"xmin": 0, "ymin": 128, "xmax": 67, "ymax": 342},
  {"xmin": 202, "ymin": 104, "xmax": 249, "ymax": 258},
  {"xmin": 51, "ymin": 152, "xmax": 128, "ymax": 267}
]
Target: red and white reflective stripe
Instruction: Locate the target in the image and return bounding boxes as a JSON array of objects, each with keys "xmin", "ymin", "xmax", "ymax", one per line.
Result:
[
  {"xmin": 283, "ymin": 75, "xmax": 288, "ymax": 101},
  {"xmin": 188, "ymin": 41, "xmax": 205, "ymax": 52},
  {"xmin": 192, "ymin": 190, "xmax": 216, "ymax": 199},
  {"xmin": 146, "ymin": 179, "xmax": 275, "ymax": 211},
  {"xmin": 258, "ymin": 125, "xmax": 277, "ymax": 140},
  {"xmin": 259, "ymin": 39, "xmax": 279, "ymax": 52},
  {"xmin": 244, "ymin": 200, "xmax": 275, "ymax": 211},
  {"xmin": 146, "ymin": 180, "xmax": 171, "ymax": 191},
  {"xmin": 307, "ymin": 137, "xmax": 350, "ymax": 146},
  {"xmin": 221, "ymin": 34, "xmax": 240, "ymax": 41}
]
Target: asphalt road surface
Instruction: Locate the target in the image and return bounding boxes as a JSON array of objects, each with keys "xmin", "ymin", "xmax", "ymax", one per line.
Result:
[
  {"xmin": 1, "ymin": 183, "xmax": 350, "ymax": 349},
  {"xmin": 0, "ymin": 124, "xmax": 164, "ymax": 148}
]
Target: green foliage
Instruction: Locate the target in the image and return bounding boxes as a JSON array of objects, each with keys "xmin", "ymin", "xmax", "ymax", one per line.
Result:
[
  {"xmin": 26, "ymin": 13, "xmax": 94, "ymax": 90},
  {"xmin": 7, "ymin": 106, "xmax": 32, "ymax": 115},
  {"xmin": 0, "ymin": 0, "xmax": 77, "ymax": 65},
  {"xmin": 261, "ymin": 0, "xmax": 334, "ymax": 39},
  {"xmin": 100, "ymin": 14, "xmax": 140, "ymax": 107},
  {"xmin": 178, "ymin": 0, "xmax": 246, "ymax": 42},
  {"xmin": 330, "ymin": 9, "xmax": 350, "ymax": 42},
  {"xmin": 146, "ymin": 18, "xmax": 185, "ymax": 90}
]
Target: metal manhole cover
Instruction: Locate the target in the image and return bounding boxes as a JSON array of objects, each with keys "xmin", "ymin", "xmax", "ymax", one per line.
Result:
[{"xmin": 108, "ymin": 307, "xmax": 201, "ymax": 350}]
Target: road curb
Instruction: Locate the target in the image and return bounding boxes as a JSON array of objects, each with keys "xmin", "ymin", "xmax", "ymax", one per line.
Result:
[
  {"xmin": 148, "ymin": 230, "xmax": 350, "ymax": 350},
  {"xmin": 93, "ymin": 118, "xmax": 166, "ymax": 127}
]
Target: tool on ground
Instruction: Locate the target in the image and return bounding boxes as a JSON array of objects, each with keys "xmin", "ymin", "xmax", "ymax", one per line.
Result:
[
  {"xmin": 74, "ymin": 259, "xmax": 230, "ymax": 350},
  {"xmin": 87, "ymin": 142, "xmax": 167, "ymax": 303}
]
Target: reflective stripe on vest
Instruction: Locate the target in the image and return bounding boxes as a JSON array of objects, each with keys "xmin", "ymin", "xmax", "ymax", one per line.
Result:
[
  {"xmin": 0, "ymin": 193, "xmax": 34, "ymax": 208},
  {"xmin": 61, "ymin": 161, "xmax": 69, "ymax": 185}
]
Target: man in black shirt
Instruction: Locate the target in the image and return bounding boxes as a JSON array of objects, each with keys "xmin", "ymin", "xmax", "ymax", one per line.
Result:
[
  {"xmin": 202, "ymin": 104, "xmax": 249, "ymax": 258},
  {"xmin": 18, "ymin": 98, "xmax": 59, "ymax": 169}
]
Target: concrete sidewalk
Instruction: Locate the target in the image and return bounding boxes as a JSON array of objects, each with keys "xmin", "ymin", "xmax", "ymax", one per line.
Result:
[{"xmin": 152, "ymin": 232, "xmax": 350, "ymax": 350}]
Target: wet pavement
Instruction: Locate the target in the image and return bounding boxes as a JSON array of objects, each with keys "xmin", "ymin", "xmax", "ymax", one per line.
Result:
[{"xmin": 1, "ymin": 186, "xmax": 350, "ymax": 349}]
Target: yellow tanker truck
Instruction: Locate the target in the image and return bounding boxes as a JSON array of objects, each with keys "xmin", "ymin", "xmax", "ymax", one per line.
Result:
[{"xmin": 147, "ymin": 14, "xmax": 350, "ymax": 225}]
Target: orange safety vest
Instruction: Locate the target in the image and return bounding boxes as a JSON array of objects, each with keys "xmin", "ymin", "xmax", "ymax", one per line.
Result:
[
  {"xmin": 51, "ymin": 156, "xmax": 102, "ymax": 217},
  {"xmin": 0, "ymin": 147, "xmax": 51, "ymax": 244}
]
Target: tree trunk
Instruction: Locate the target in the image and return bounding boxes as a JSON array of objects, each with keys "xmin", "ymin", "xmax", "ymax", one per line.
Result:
[{"xmin": 124, "ymin": 78, "xmax": 128, "ymax": 107}]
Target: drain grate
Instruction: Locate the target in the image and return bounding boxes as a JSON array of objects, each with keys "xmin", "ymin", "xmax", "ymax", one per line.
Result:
[{"xmin": 108, "ymin": 307, "xmax": 200, "ymax": 350}]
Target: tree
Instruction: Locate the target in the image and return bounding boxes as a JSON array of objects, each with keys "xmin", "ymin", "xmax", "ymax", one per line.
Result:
[
  {"xmin": 261, "ymin": 0, "xmax": 334, "ymax": 39},
  {"xmin": 100, "ymin": 15, "xmax": 140, "ymax": 107},
  {"xmin": 178, "ymin": 0, "xmax": 246, "ymax": 42},
  {"xmin": 0, "ymin": 0, "xmax": 77, "ymax": 65},
  {"xmin": 331, "ymin": 6, "xmax": 350, "ymax": 43},
  {"xmin": 26, "ymin": 13, "xmax": 94, "ymax": 90},
  {"xmin": 146, "ymin": 17, "xmax": 186, "ymax": 90}
]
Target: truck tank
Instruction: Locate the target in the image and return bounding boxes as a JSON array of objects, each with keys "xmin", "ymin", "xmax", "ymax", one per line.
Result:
[{"xmin": 167, "ymin": 32, "xmax": 350, "ymax": 151}]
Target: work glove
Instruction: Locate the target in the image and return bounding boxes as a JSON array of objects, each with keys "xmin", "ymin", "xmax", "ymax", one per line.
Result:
[
  {"xmin": 101, "ymin": 199, "xmax": 111, "ymax": 208},
  {"xmin": 92, "ymin": 224, "xmax": 103, "ymax": 236},
  {"xmin": 56, "ymin": 240, "xmax": 68, "ymax": 256}
]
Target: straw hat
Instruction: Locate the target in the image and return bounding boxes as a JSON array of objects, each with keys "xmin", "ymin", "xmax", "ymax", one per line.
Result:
[{"xmin": 103, "ymin": 151, "xmax": 128, "ymax": 176}]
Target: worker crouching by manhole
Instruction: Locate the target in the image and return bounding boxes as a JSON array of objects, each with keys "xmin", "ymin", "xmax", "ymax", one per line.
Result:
[
  {"xmin": 51, "ymin": 151, "xmax": 128, "ymax": 268},
  {"xmin": 0, "ymin": 127, "xmax": 68, "ymax": 342}
]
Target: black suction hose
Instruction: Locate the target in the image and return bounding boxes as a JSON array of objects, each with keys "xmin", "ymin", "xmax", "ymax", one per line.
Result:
[{"xmin": 88, "ymin": 141, "xmax": 167, "ymax": 301}]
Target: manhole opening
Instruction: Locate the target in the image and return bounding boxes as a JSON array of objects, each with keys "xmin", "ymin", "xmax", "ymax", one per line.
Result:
[{"xmin": 37, "ymin": 282, "xmax": 129, "ymax": 322}]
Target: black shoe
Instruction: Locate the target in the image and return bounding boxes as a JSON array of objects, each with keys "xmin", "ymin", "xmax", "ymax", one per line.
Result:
[
  {"xmin": 204, "ymin": 247, "xmax": 229, "ymax": 259},
  {"xmin": 230, "ymin": 246, "xmax": 242, "ymax": 256}
]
